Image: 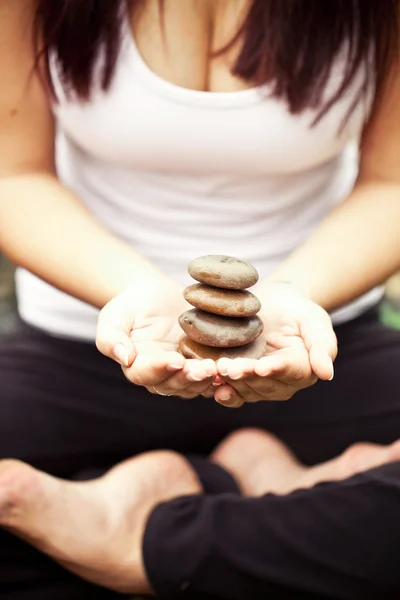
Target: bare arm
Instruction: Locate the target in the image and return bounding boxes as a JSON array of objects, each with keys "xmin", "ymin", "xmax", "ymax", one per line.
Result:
[
  {"xmin": 0, "ymin": 1, "xmax": 170, "ymax": 309},
  {"xmin": 259, "ymin": 55, "xmax": 400, "ymax": 312}
]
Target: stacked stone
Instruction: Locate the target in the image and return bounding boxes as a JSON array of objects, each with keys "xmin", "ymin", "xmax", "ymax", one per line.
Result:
[{"xmin": 178, "ymin": 255, "xmax": 265, "ymax": 360}]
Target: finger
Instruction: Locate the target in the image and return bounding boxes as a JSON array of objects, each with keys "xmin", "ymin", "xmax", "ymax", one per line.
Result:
[
  {"xmin": 223, "ymin": 376, "xmax": 296, "ymax": 401},
  {"xmin": 96, "ymin": 302, "xmax": 136, "ymax": 367},
  {"xmin": 175, "ymin": 380, "xmax": 214, "ymax": 398},
  {"xmin": 217, "ymin": 358, "xmax": 232, "ymax": 378},
  {"xmin": 184, "ymin": 359, "xmax": 217, "ymax": 382},
  {"xmin": 309, "ymin": 344, "xmax": 335, "ymax": 381},
  {"xmin": 214, "ymin": 384, "xmax": 245, "ymax": 408},
  {"xmin": 147, "ymin": 359, "xmax": 216, "ymax": 396},
  {"xmin": 201, "ymin": 384, "xmax": 217, "ymax": 398},
  {"xmin": 217, "ymin": 358, "xmax": 257, "ymax": 380},
  {"xmin": 124, "ymin": 348, "xmax": 184, "ymax": 387},
  {"xmin": 254, "ymin": 355, "xmax": 290, "ymax": 378},
  {"xmin": 301, "ymin": 311, "xmax": 337, "ymax": 381},
  {"xmin": 254, "ymin": 350, "xmax": 314, "ymax": 385},
  {"xmin": 151, "ymin": 372, "xmax": 216, "ymax": 398}
]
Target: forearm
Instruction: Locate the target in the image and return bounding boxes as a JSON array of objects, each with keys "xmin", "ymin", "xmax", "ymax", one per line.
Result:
[
  {"xmin": 258, "ymin": 181, "xmax": 400, "ymax": 312},
  {"xmin": 0, "ymin": 173, "xmax": 170, "ymax": 308}
]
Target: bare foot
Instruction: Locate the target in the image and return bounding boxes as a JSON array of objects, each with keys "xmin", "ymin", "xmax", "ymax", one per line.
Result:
[
  {"xmin": 212, "ymin": 428, "xmax": 400, "ymax": 497},
  {"xmin": 300, "ymin": 439, "xmax": 400, "ymax": 489},
  {"xmin": 211, "ymin": 428, "xmax": 306, "ymax": 496},
  {"xmin": 0, "ymin": 452, "xmax": 202, "ymax": 594}
]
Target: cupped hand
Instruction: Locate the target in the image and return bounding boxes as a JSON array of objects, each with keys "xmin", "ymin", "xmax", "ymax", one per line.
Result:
[
  {"xmin": 96, "ymin": 278, "xmax": 217, "ymax": 398},
  {"xmin": 212, "ymin": 282, "xmax": 337, "ymax": 408}
]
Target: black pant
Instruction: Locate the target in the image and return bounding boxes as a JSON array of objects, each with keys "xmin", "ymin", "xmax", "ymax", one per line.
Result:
[{"xmin": 0, "ymin": 308, "xmax": 400, "ymax": 598}]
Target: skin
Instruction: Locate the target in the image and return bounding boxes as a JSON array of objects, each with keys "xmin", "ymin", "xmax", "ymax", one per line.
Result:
[
  {"xmin": 0, "ymin": 0, "xmax": 399, "ymax": 407},
  {"xmin": 114, "ymin": 0, "xmax": 400, "ymax": 406},
  {"xmin": 1, "ymin": 436, "xmax": 400, "ymax": 593},
  {"xmin": 0, "ymin": 1, "xmax": 399, "ymax": 592}
]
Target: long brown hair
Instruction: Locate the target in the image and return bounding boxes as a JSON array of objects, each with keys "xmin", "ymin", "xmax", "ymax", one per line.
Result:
[{"xmin": 35, "ymin": 0, "xmax": 399, "ymax": 122}]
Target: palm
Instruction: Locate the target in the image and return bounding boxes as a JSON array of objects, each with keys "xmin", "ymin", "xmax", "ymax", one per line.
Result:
[
  {"xmin": 260, "ymin": 282, "xmax": 334, "ymax": 357},
  {"xmin": 130, "ymin": 313, "xmax": 184, "ymax": 355},
  {"xmin": 214, "ymin": 284, "xmax": 337, "ymax": 406},
  {"xmin": 98, "ymin": 286, "xmax": 218, "ymax": 396},
  {"xmin": 263, "ymin": 313, "xmax": 308, "ymax": 354}
]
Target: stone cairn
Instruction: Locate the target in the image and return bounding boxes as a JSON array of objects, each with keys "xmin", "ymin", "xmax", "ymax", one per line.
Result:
[{"xmin": 178, "ymin": 255, "xmax": 265, "ymax": 360}]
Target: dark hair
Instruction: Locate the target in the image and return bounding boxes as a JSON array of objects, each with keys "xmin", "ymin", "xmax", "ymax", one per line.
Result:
[{"xmin": 35, "ymin": 0, "xmax": 399, "ymax": 122}]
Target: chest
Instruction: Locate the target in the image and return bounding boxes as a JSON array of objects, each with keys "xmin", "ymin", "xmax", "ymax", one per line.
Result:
[
  {"xmin": 51, "ymin": 1, "xmax": 371, "ymax": 177},
  {"xmin": 129, "ymin": 0, "xmax": 252, "ymax": 93}
]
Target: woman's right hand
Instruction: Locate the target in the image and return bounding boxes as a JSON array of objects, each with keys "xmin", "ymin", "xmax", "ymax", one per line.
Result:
[{"xmin": 96, "ymin": 279, "xmax": 218, "ymax": 398}]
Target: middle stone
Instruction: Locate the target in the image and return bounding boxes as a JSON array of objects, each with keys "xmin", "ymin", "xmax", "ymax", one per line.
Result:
[
  {"xmin": 179, "ymin": 309, "xmax": 263, "ymax": 348},
  {"xmin": 183, "ymin": 284, "xmax": 261, "ymax": 317}
]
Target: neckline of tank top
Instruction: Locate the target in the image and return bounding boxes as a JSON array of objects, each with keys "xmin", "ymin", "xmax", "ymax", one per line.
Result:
[{"xmin": 120, "ymin": 14, "xmax": 270, "ymax": 108}]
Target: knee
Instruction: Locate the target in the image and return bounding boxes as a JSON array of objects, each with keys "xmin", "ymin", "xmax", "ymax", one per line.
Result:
[{"xmin": 211, "ymin": 427, "xmax": 269, "ymax": 461}]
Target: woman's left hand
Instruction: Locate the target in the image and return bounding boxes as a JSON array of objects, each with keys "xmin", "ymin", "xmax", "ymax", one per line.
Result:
[{"xmin": 212, "ymin": 282, "xmax": 337, "ymax": 408}]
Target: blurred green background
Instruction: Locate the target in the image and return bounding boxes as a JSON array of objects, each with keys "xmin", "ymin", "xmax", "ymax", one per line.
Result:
[{"xmin": 381, "ymin": 273, "xmax": 400, "ymax": 330}]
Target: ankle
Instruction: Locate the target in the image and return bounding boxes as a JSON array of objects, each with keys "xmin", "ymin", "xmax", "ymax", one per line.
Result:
[{"xmin": 0, "ymin": 460, "xmax": 38, "ymax": 526}]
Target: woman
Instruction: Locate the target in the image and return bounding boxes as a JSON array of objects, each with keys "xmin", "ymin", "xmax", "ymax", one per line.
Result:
[{"xmin": 1, "ymin": 0, "xmax": 400, "ymax": 597}]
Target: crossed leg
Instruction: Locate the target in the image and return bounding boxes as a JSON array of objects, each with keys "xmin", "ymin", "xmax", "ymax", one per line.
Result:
[
  {"xmin": 0, "ymin": 430, "xmax": 400, "ymax": 595},
  {"xmin": 0, "ymin": 451, "xmax": 201, "ymax": 595},
  {"xmin": 211, "ymin": 428, "xmax": 400, "ymax": 496}
]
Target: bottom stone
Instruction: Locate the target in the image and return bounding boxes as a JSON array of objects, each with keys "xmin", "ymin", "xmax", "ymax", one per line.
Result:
[{"xmin": 178, "ymin": 334, "xmax": 266, "ymax": 361}]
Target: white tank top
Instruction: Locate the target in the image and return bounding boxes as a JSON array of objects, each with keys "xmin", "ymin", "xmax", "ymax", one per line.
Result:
[{"xmin": 16, "ymin": 23, "xmax": 382, "ymax": 341}]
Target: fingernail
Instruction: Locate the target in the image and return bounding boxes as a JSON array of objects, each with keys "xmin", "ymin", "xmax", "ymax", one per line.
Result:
[
  {"xmin": 218, "ymin": 396, "xmax": 243, "ymax": 409},
  {"xmin": 230, "ymin": 373, "xmax": 242, "ymax": 381},
  {"xmin": 254, "ymin": 360, "xmax": 270, "ymax": 377},
  {"xmin": 167, "ymin": 364, "xmax": 184, "ymax": 371},
  {"xmin": 325, "ymin": 357, "xmax": 334, "ymax": 381},
  {"xmin": 219, "ymin": 392, "xmax": 232, "ymax": 402},
  {"xmin": 113, "ymin": 343, "xmax": 129, "ymax": 367},
  {"xmin": 187, "ymin": 373, "xmax": 203, "ymax": 382}
]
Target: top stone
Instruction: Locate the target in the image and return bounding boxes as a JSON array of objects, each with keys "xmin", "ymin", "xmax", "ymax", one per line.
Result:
[{"xmin": 188, "ymin": 255, "xmax": 259, "ymax": 290}]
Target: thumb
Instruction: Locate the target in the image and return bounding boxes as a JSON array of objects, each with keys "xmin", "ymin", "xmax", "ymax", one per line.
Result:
[
  {"xmin": 301, "ymin": 307, "xmax": 338, "ymax": 381},
  {"xmin": 96, "ymin": 300, "xmax": 136, "ymax": 368}
]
